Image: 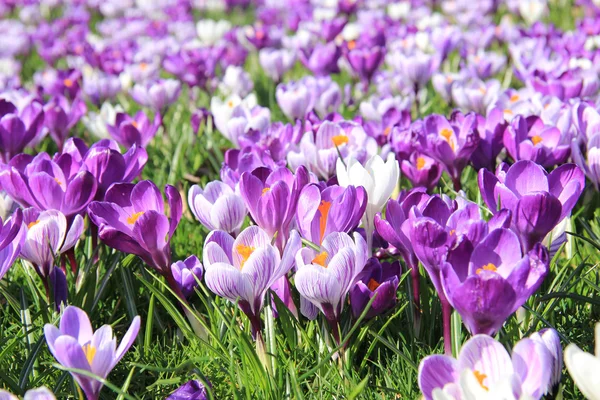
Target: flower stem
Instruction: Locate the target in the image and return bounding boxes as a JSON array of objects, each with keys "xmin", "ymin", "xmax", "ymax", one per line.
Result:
[
  {"xmin": 441, "ymin": 299, "xmax": 453, "ymax": 355},
  {"xmin": 410, "ymin": 262, "xmax": 421, "ymax": 335}
]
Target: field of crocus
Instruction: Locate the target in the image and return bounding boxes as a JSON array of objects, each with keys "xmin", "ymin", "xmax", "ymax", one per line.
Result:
[{"xmin": 0, "ymin": 0, "xmax": 600, "ymax": 398}]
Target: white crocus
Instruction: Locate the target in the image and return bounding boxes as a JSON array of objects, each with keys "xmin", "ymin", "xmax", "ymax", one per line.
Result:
[
  {"xmin": 336, "ymin": 154, "xmax": 399, "ymax": 255},
  {"xmin": 459, "ymin": 369, "xmax": 534, "ymax": 400},
  {"xmin": 519, "ymin": 0, "xmax": 547, "ymax": 26},
  {"xmin": 196, "ymin": 19, "xmax": 231, "ymax": 45},
  {"xmin": 82, "ymin": 102, "xmax": 124, "ymax": 139},
  {"xmin": 565, "ymin": 323, "xmax": 600, "ymax": 400},
  {"xmin": 210, "ymin": 93, "xmax": 257, "ymax": 142}
]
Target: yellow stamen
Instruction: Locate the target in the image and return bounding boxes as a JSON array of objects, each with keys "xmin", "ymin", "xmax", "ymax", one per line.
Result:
[
  {"xmin": 479, "ymin": 87, "xmax": 487, "ymax": 95},
  {"xmin": 317, "ymin": 200, "xmax": 332, "ymax": 243},
  {"xmin": 27, "ymin": 220, "xmax": 40, "ymax": 229},
  {"xmin": 140, "ymin": 62, "xmax": 148, "ymax": 71},
  {"xmin": 227, "ymin": 100, "xmax": 234, "ymax": 108},
  {"xmin": 236, "ymin": 244, "xmax": 255, "ymax": 268},
  {"xmin": 504, "ymin": 109, "xmax": 513, "ymax": 115},
  {"xmin": 509, "ymin": 94, "xmax": 520, "ymax": 102},
  {"xmin": 367, "ymin": 278, "xmax": 380, "ymax": 291},
  {"xmin": 132, "ymin": 121, "xmax": 139, "ymax": 129},
  {"xmin": 82, "ymin": 343, "xmax": 96, "ymax": 365},
  {"xmin": 446, "ymin": 76, "xmax": 453, "ymax": 83},
  {"xmin": 384, "ymin": 127, "xmax": 391, "ymax": 136},
  {"xmin": 476, "ymin": 263, "xmax": 497, "ymax": 275},
  {"xmin": 262, "ymin": 187, "xmax": 270, "ymax": 195},
  {"xmin": 312, "ymin": 251, "xmax": 328, "ymax": 267},
  {"xmin": 63, "ymin": 78, "xmax": 73, "ymax": 87},
  {"xmin": 332, "ymin": 135, "xmax": 349, "ymax": 146},
  {"xmin": 440, "ymin": 128, "xmax": 456, "ymax": 151},
  {"xmin": 531, "ymin": 135, "xmax": 542, "ymax": 145},
  {"xmin": 54, "ymin": 177, "xmax": 62, "ymax": 186},
  {"xmin": 416, "ymin": 156, "xmax": 426, "ymax": 170},
  {"xmin": 474, "ymin": 370, "xmax": 489, "ymax": 391},
  {"xmin": 449, "ymin": 229, "xmax": 455, "ymax": 236},
  {"xmin": 347, "ymin": 40, "xmax": 356, "ymax": 50},
  {"xmin": 127, "ymin": 211, "xmax": 144, "ymax": 224}
]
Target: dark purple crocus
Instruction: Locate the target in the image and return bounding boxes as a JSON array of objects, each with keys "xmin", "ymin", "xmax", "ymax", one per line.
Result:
[
  {"xmin": 345, "ymin": 46, "xmax": 385, "ymax": 84},
  {"xmin": 422, "ymin": 113, "xmax": 480, "ymax": 190},
  {"xmin": 88, "ymin": 181, "xmax": 182, "ymax": 291},
  {"xmin": 0, "ymin": 153, "xmax": 97, "ymax": 218},
  {"xmin": 43, "ymin": 95, "xmax": 86, "ymax": 151},
  {"xmin": 471, "ymin": 107, "xmax": 507, "ymax": 171},
  {"xmin": 401, "ymin": 152, "xmax": 443, "ymax": 191},
  {"xmin": 299, "ymin": 42, "xmax": 341, "ymax": 77},
  {"xmin": 349, "ymin": 258, "xmax": 400, "ymax": 319},
  {"xmin": 479, "ymin": 160, "xmax": 585, "ymax": 251},
  {"xmin": 220, "ymin": 147, "xmax": 284, "ymax": 190},
  {"xmin": 239, "ymin": 166, "xmax": 309, "ymax": 250},
  {"xmin": 0, "ymin": 99, "xmax": 45, "ymax": 162},
  {"xmin": 503, "ymin": 115, "xmax": 570, "ymax": 168},
  {"xmin": 107, "ymin": 111, "xmax": 162, "ymax": 148},
  {"xmin": 170, "ymin": 255, "xmax": 203, "ymax": 299},
  {"xmin": 441, "ymin": 229, "xmax": 549, "ymax": 336},
  {"xmin": 530, "ymin": 69, "xmax": 583, "ymax": 101},
  {"xmin": 58, "ymin": 138, "xmax": 148, "ymax": 200},
  {"xmin": 296, "ymin": 184, "xmax": 367, "ymax": 245},
  {"xmin": 166, "ymin": 380, "xmax": 209, "ymax": 400}
]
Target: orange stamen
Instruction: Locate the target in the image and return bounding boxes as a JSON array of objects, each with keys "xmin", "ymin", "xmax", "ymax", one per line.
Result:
[
  {"xmin": 416, "ymin": 156, "xmax": 426, "ymax": 170},
  {"xmin": 54, "ymin": 177, "xmax": 62, "ymax": 186},
  {"xmin": 236, "ymin": 244, "xmax": 255, "ymax": 268},
  {"xmin": 127, "ymin": 211, "xmax": 144, "ymax": 225},
  {"xmin": 82, "ymin": 343, "xmax": 96, "ymax": 365},
  {"xmin": 347, "ymin": 40, "xmax": 356, "ymax": 50},
  {"xmin": 63, "ymin": 78, "xmax": 73, "ymax": 87},
  {"xmin": 332, "ymin": 135, "xmax": 349, "ymax": 146},
  {"xmin": 27, "ymin": 220, "xmax": 40, "ymax": 229},
  {"xmin": 383, "ymin": 127, "xmax": 391, "ymax": 136},
  {"xmin": 509, "ymin": 94, "xmax": 520, "ymax": 102},
  {"xmin": 476, "ymin": 263, "xmax": 497, "ymax": 275},
  {"xmin": 317, "ymin": 200, "xmax": 332, "ymax": 243},
  {"xmin": 312, "ymin": 251, "xmax": 328, "ymax": 267},
  {"xmin": 474, "ymin": 370, "xmax": 489, "ymax": 391},
  {"xmin": 140, "ymin": 62, "xmax": 148, "ymax": 71},
  {"xmin": 440, "ymin": 128, "xmax": 456, "ymax": 151},
  {"xmin": 531, "ymin": 135, "xmax": 542, "ymax": 145},
  {"xmin": 262, "ymin": 187, "xmax": 270, "ymax": 195},
  {"xmin": 367, "ymin": 278, "xmax": 380, "ymax": 291}
]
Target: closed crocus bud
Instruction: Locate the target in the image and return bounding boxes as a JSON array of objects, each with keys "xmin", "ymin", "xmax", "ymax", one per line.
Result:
[
  {"xmin": 530, "ymin": 328, "xmax": 562, "ymax": 393},
  {"xmin": 258, "ymin": 48, "xmax": 296, "ymax": 82},
  {"xmin": 130, "ymin": 79, "xmax": 181, "ymax": 113},
  {"xmin": 276, "ymin": 81, "xmax": 312, "ymax": 121},
  {"xmin": 188, "ymin": 181, "xmax": 246, "ymax": 234},
  {"xmin": 166, "ymin": 379, "xmax": 209, "ymax": 400},
  {"xmin": 336, "ymin": 153, "xmax": 399, "ymax": 254},
  {"xmin": 43, "ymin": 95, "xmax": 86, "ymax": 151},
  {"xmin": 170, "ymin": 256, "xmax": 204, "ymax": 298}
]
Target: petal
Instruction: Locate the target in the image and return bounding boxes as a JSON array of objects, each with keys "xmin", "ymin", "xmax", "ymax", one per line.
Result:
[
  {"xmin": 114, "ymin": 316, "xmax": 141, "ymax": 366},
  {"xmin": 512, "ymin": 338, "xmax": 552, "ymax": 398},
  {"xmin": 418, "ymin": 355, "xmax": 459, "ymax": 400},
  {"xmin": 504, "ymin": 160, "xmax": 548, "ymax": 197},
  {"xmin": 458, "ymin": 334, "xmax": 513, "ymax": 386},
  {"xmin": 564, "ymin": 344, "xmax": 600, "ymax": 400},
  {"xmin": 59, "ymin": 306, "xmax": 94, "ymax": 344}
]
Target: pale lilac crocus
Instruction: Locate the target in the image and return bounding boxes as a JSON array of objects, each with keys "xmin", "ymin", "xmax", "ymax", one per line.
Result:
[
  {"xmin": 188, "ymin": 181, "xmax": 246, "ymax": 235},
  {"xmin": 44, "ymin": 306, "xmax": 140, "ymax": 400},
  {"xmin": 170, "ymin": 255, "xmax": 203, "ymax": 299},
  {"xmin": 0, "ymin": 208, "xmax": 24, "ymax": 281}
]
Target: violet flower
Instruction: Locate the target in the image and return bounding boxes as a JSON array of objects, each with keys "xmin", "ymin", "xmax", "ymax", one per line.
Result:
[
  {"xmin": 130, "ymin": 79, "xmax": 181, "ymax": 114},
  {"xmin": 349, "ymin": 258, "xmax": 400, "ymax": 319},
  {"xmin": 170, "ymin": 255, "xmax": 204, "ymax": 299},
  {"xmin": 0, "ymin": 208, "xmax": 24, "ymax": 281},
  {"xmin": 166, "ymin": 379, "xmax": 209, "ymax": 400},
  {"xmin": 44, "ymin": 306, "xmax": 140, "ymax": 400},
  {"xmin": 0, "ymin": 99, "xmax": 44, "ymax": 162},
  {"xmin": 43, "ymin": 95, "xmax": 86, "ymax": 151},
  {"xmin": 107, "ymin": 111, "xmax": 162, "ymax": 148},
  {"xmin": 188, "ymin": 180, "xmax": 247, "ymax": 234}
]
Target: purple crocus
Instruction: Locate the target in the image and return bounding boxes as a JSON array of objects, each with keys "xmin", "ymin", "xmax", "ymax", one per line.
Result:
[
  {"xmin": 130, "ymin": 79, "xmax": 181, "ymax": 114},
  {"xmin": 422, "ymin": 113, "xmax": 480, "ymax": 190},
  {"xmin": 170, "ymin": 255, "xmax": 203, "ymax": 299},
  {"xmin": 44, "ymin": 306, "xmax": 140, "ymax": 400},
  {"xmin": 107, "ymin": 111, "xmax": 162, "ymax": 148},
  {"xmin": 299, "ymin": 42, "xmax": 341, "ymax": 77},
  {"xmin": 419, "ymin": 332, "xmax": 559, "ymax": 399},
  {"xmin": 258, "ymin": 48, "xmax": 296, "ymax": 82},
  {"xmin": 188, "ymin": 181, "xmax": 246, "ymax": 234},
  {"xmin": 220, "ymin": 147, "xmax": 283, "ymax": 190},
  {"xmin": 295, "ymin": 184, "xmax": 367, "ymax": 245},
  {"xmin": 441, "ymin": 228, "xmax": 549, "ymax": 336},
  {"xmin": 349, "ymin": 258, "xmax": 400, "ymax": 319},
  {"xmin": 503, "ymin": 115, "xmax": 570, "ymax": 168},
  {"xmin": 0, "ymin": 208, "xmax": 24, "ymax": 281},
  {"xmin": 479, "ymin": 160, "xmax": 585, "ymax": 251},
  {"xmin": 400, "ymin": 152, "xmax": 443, "ymax": 191},
  {"xmin": 295, "ymin": 231, "xmax": 368, "ymax": 344},
  {"xmin": 202, "ymin": 227, "xmax": 300, "ymax": 336},
  {"xmin": 43, "ymin": 95, "xmax": 86, "ymax": 151},
  {"xmin": 0, "ymin": 99, "xmax": 45, "ymax": 162},
  {"xmin": 530, "ymin": 68, "xmax": 584, "ymax": 101},
  {"xmin": 166, "ymin": 380, "xmax": 209, "ymax": 400},
  {"xmin": 239, "ymin": 166, "xmax": 309, "ymax": 250},
  {"xmin": 276, "ymin": 81, "xmax": 312, "ymax": 121},
  {"xmin": 345, "ymin": 46, "xmax": 385, "ymax": 83},
  {"xmin": 572, "ymin": 103, "xmax": 600, "ymax": 189},
  {"xmin": 471, "ymin": 107, "xmax": 507, "ymax": 171},
  {"xmin": 0, "ymin": 153, "xmax": 97, "ymax": 218},
  {"xmin": 87, "ymin": 180, "xmax": 182, "ymax": 279}
]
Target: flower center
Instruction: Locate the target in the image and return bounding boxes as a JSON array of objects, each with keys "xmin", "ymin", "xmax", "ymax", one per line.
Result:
[
  {"xmin": 510, "ymin": 94, "xmax": 520, "ymax": 102},
  {"xmin": 479, "ymin": 87, "xmax": 487, "ymax": 95},
  {"xmin": 367, "ymin": 278, "xmax": 380, "ymax": 291},
  {"xmin": 473, "ymin": 370, "xmax": 489, "ymax": 391},
  {"xmin": 27, "ymin": 220, "xmax": 40, "ymax": 229},
  {"xmin": 347, "ymin": 40, "xmax": 356, "ymax": 50},
  {"xmin": 227, "ymin": 100, "xmax": 234, "ymax": 108},
  {"xmin": 416, "ymin": 156, "xmax": 426, "ymax": 170},
  {"xmin": 317, "ymin": 200, "xmax": 332, "ymax": 243},
  {"xmin": 476, "ymin": 263, "xmax": 497, "ymax": 274},
  {"xmin": 132, "ymin": 121, "xmax": 139, "ymax": 129},
  {"xmin": 140, "ymin": 62, "xmax": 148, "ymax": 71},
  {"xmin": 54, "ymin": 177, "xmax": 63, "ymax": 186},
  {"xmin": 531, "ymin": 135, "xmax": 542, "ymax": 145},
  {"xmin": 504, "ymin": 109, "xmax": 513, "ymax": 115},
  {"xmin": 262, "ymin": 187, "xmax": 270, "ymax": 195},
  {"xmin": 384, "ymin": 127, "xmax": 391, "ymax": 136},
  {"xmin": 332, "ymin": 135, "xmax": 349, "ymax": 147},
  {"xmin": 127, "ymin": 211, "xmax": 144, "ymax": 225},
  {"xmin": 312, "ymin": 251, "xmax": 328, "ymax": 267},
  {"xmin": 236, "ymin": 244, "xmax": 255, "ymax": 268},
  {"xmin": 82, "ymin": 343, "xmax": 97, "ymax": 365},
  {"xmin": 63, "ymin": 78, "xmax": 74, "ymax": 87}
]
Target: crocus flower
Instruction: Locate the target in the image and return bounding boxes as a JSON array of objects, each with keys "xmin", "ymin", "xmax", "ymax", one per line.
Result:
[
  {"xmin": 224, "ymin": 104, "xmax": 271, "ymax": 148},
  {"xmin": 571, "ymin": 104, "xmax": 600, "ymax": 189},
  {"xmin": 419, "ymin": 332, "xmax": 558, "ymax": 400},
  {"xmin": 388, "ymin": 50, "xmax": 435, "ymax": 93},
  {"xmin": 188, "ymin": 180, "xmax": 246, "ymax": 234},
  {"xmin": 295, "ymin": 184, "xmax": 367, "ymax": 245},
  {"xmin": 87, "ymin": 180, "xmax": 182, "ymax": 277},
  {"xmin": 43, "ymin": 95, "xmax": 86, "ymax": 151},
  {"xmin": 219, "ymin": 65, "xmax": 254, "ymax": 98},
  {"xmin": 21, "ymin": 209, "xmax": 83, "ymax": 279},
  {"xmin": 130, "ymin": 79, "xmax": 181, "ymax": 113},
  {"xmin": 166, "ymin": 379, "xmax": 209, "ymax": 400},
  {"xmin": 0, "ymin": 386, "xmax": 56, "ymax": 399},
  {"xmin": 107, "ymin": 111, "xmax": 162, "ymax": 148},
  {"xmin": 239, "ymin": 166, "xmax": 309, "ymax": 249},
  {"xmin": 295, "ymin": 231, "xmax": 368, "ymax": 342},
  {"xmin": 0, "ymin": 208, "xmax": 24, "ymax": 281},
  {"xmin": 202, "ymin": 227, "xmax": 300, "ymax": 335},
  {"xmin": 58, "ymin": 138, "xmax": 148, "ymax": 200},
  {"xmin": 0, "ymin": 99, "xmax": 45, "ymax": 162},
  {"xmin": 44, "ymin": 306, "xmax": 140, "ymax": 400},
  {"xmin": 299, "ymin": 42, "xmax": 341, "ymax": 76},
  {"xmin": 478, "ymin": 160, "xmax": 585, "ymax": 251},
  {"xmin": 259, "ymin": 48, "xmax": 296, "ymax": 82},
  {"xmin": 0, "ymin": 153, "xmax": 97, "ymax": 218},
  {"xmin": 276, "ymin": 81, "xmax": 313, "ymax": 121},
  {"xmin": 345, "ymin": 46, "xmax": 385, "ymax": 83},
  {"xmin": 565, "ymin": 322, "xmax": 600, "ymax": 400},
  {"xmin": 220, "ymin": 147, "xmax": 283, "ymax": 190},
  {"xmin": 451, "ymin": 78, "xmax": 501, "ymax": 115},
  {"xmin": 441, "ymin": 228, "xmax": 549, "ymax": 336},
  {"xmin": 400, "ymin": 152, "xmax": 443, "ymax": 190},
  {"xmin": 170, "ymin": 255, "xmax": 203, "ymax": 299},
  {"xmin": 349, "ymin": 258, "xmax": 400, "ymax": 319},
  {"xmin": 210, "ymin": 93, "xmax": 257, "ymax": 143},
  {"xmin": 81, "ymin": 101, "xmax": 123, "ymax": 139},
  {"xmin": 471, "ymin": 107, "xmax": 507, "ymax": 171},
  {"xmin": 336, "ymin": 154, "xmax": 399, "ymax": 254},
  {"xmin": 530, "ymin": 69, "xmax": 583, "ymax": 101},
  {"xmin": 422, "ymin": 113, "xmax": 480, "ymax": 190},
  {"xmin": 503, "ymin": 115, "xmax": 570, "ymax": 168}
]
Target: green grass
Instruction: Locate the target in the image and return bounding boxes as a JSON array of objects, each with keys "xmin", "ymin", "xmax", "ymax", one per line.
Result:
[{"xmin": 1, "ymin": 2, "xmax": 598, "ymax": 399}]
